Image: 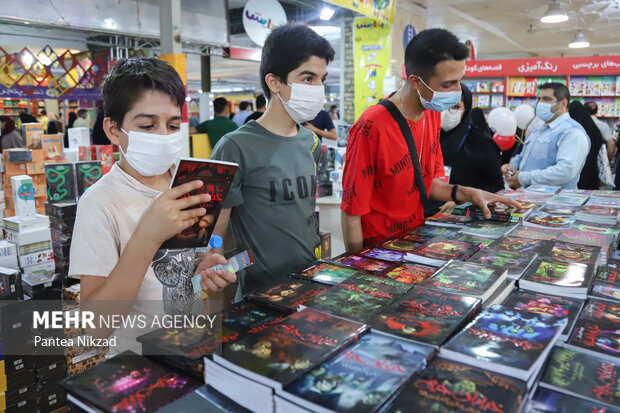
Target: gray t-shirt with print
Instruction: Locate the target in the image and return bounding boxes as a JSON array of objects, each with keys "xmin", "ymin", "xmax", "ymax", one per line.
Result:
[{"xmin": 211, "ymin": 120, "xmax": 322, "ymax": 293}]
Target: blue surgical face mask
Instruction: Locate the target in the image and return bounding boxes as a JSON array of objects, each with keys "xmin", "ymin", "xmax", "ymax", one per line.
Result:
[
  {"xmin": 417, "ymin": 77, "xmax": 462, "ymax": 112},
  {"xmin": 536, "ymin": 102, "xmax": 559, "ymax": 122}
]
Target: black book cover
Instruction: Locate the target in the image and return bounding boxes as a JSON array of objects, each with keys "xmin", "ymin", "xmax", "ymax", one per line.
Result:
[
  {"xmin": 332, "ymin": 253, "xmax": 395, "ymax": 274},
  {"xmin": 160, "ymin": 158, "xmax": 238, "ymax": 249},
  {"xmin": 468, "ymin": 247, "xmax": 536, "ymax": 278},
  {"xmin": 61, "ymin": 350, "xmax": 200, "ymax": 413},
  {"xmin": 216, "ymin": 308, "xmax": 366, "ymax": 389},
  {"xmin": 302, "ymin": 273, "xmax": 410, "ymax": 322},
  {"xmin": 369, "ymin": 286, "xmax": 481, "ymax": 346},
  {"xmin": 591, "ymin": 266, "xmax": 620, "ymax": 302},
  {"xmin": 568, "ymin": 298, "xmax": 620, "ymax": 360},
  {"xmin": 418, "ymin": 261, "xmax": 505, "ymax": 298},
  {"xmin": 44, "ymin": 163, "xmax": 76, "ymax": 204},
  {"xmin": 244, "ymin": 278, "xmax": 329, "ymax": 313},
  {"xmin": 44, "ymin": 201, "xmax": 77, "ymax": 220},
  {"xmin": 520, "ymin": 258, "xmax": 595, "ymax": 291},
  {"xmin": 545, "ymin": 241, "xmax": 601, "ymax": 265},
  {"xmin": 408, "ymin": 236, "xmax": 478, "ymax": 261},
  {"xmin": 290, "ymin": 261, "xmax": 362, "ymax": 285},
  {"xmin": 385, "ymin": 359, "xmax": 526, "ymax": 413},
  {"xmin": 540, "ymin": 346, "xmax": 620, "ymax": 408},
  {"xmin": 527, "ymin": 387, "xmax": 620, "ymax": 413},
  {"xmin": 489, "ymin": 236, "xmax": 553, "ymax": 255},
  {"xmin": 74, "ymin": 161, "xmax": 102, "ymax": 197}
]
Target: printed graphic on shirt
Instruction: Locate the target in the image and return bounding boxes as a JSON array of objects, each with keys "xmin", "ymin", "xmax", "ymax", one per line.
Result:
[
  {"xmin": 269, "ymin": 175, "xmax": 317, "ymax": 205},
  {"xmin": 151, "ymin": 249, "xmax": 203, "ymax": 316}
]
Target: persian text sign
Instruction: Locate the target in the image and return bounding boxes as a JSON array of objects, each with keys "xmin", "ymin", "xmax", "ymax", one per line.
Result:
[
  {"xmin": 326, "ymin": 0, "xmax": 395, "ymax": 24},
  {"xmin": 466, "ymin": 55, "xmax": 620, "ymax": 77}
]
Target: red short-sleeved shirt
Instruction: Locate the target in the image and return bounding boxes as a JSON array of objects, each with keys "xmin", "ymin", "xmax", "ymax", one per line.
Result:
[{"xmin": 341, "ymin": 103, "xmax": 445, "ymax": 246}]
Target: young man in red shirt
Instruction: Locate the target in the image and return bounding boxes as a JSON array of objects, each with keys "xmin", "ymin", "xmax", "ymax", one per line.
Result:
[{"xmin": 341, "ymin": 28, "xmax": 518, "ymax": 251}]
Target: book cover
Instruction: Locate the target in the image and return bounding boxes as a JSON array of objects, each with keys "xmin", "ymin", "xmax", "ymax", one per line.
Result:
[
  {"xmin": 570, "ymin": 221, "xmax": 619, "ymax": 237},
  {"xmin": 369, "ymin": 286, "xmax": 481, "ymax": 346},
  {"xmin": 525, "ymin": 212, "xmax": 575, "ymax": 229},
  {"xmin": 382, "ymin": 263, "xmax": 436, "ymax": 285},
  {"xmin": 569, "ymin": 318, "xmax": 620, "ymax": 361},
  {"xmin": 61, "ymin": 350, "xmax": 199, "ymax": 413},
  {"xmin": 525, "ymin": 185, "xmax": 561, "ymax": 195},
  {"xmin": 546, "ymin": 194, "xmax": 588, "ymax": 206},
  {"xmin": 579, "ymin": 298, "xmax": 620, "ymax": 326},
  {"xmin": 546, "ymin": 242, "xmax": 601, "ymax": 265},
  {"xmin": 442, "ymin": 305, "xmax": 566, "ymax": 376},
  {"xmin": 540, "ymin": 347, "xmax": 620, "ymax": 408},
  {"xmin": 41, "ymin": 134, "xmax": 63, "ymax": 161},
  {"xmin": 221, "ymin": 301, "xmax": 288, "ymax": 348},
  {"xmin": 96, "ymin": 145, "xmax": 114, "ymax": 174},
  {"xmin": 291, "ymin": 261, "xmax": 360, "ymax": 285},
  {"xmin": 302, "ymin": 273, "xmax": 410, "ymax": 322},
  {"xmin": 557, "ymin": 229, "xmax": 615, "ymax": 252},
  {"xmin": 407, "ymin": 225, "xmax": 460, "ymax": 238},
  {"xmin": 381, "ymin": 235, "xmax": 430, "ymax": 252},
  {"xmin": 591, "ymin": 266, "xmax": 620, "ymax": 302},
  {"xmin": 357, "ymin": 247, "xmax": 405, "ymax": 262},
  {"xmin": 418, "ymin": 261, "xmax": 506, "ymax": 298},
  {"xmin": 408, "ymin": 237, "xmax": 478, "ymax": 262},
  {"xmin": 333, "ymin": 254, "xmax": 394, "ymax": 274},
  {"xmin": 501, "ymin": 290, "xmax": 583, "ymax": 339},
  {"xmin": 282, "ymin": 333, "xmax": 434, "ymax": 413},
  {"xmin": 160, "ymin": 158, "xmax": 238, "ymax": 249},
  {"xmin": 579, "ymin": 205, "xmax": 620, "ymax": 219},
  {"xmin": 215, "ymin": 308, "xmax": 366, "ymax": 389},
  {"xmin": 74, "ymin": 161, "xmax": 103, "ymax": 197},
  {"xmin": 244, "ymin": 279, "xmax": 329, "ymax": 313},
  {"xmin": 385, "ymin": 359, "xmax": 526, "ymax": 413},
  {"xmin": 521, "ymin": 258, "xmax": 594, "ymax": 292},
  {"xmin": 489, "ymin": 236, "xmax": 552, "ymax": 255},
  {"xmin": 539, "ymin": 204, "xmax": 581, "ymax": 215},
  {"xmin": 44, "ymin": 163, "xmax": 76, "ymax": 204},
  {"xmin": 425, "ymin": 212, "xmax": 474, "ymax": 227},
  {"xmin": 468, "ymin": 247, "xmax": 537, "ymax": 279},
  {"xmin": 527, "ymin": 387, "xmax": 619, "ymax": 413},
  {"xmin": 460, "ymin": 221, "xmax": 517, "ymax": 239},
  {"xmin": 23, "ymin": 123, "xmax": 43, "ymax": 149}
]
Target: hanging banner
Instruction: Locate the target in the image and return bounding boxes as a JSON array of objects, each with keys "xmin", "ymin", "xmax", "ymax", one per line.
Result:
[
  {"xmin": 326, "ymin": 0, "xmax": 395, "ymax": 25},
  {"xmin": 0, "ymin": 84, "xmax": 101, "ymax": 100},
  {"xmin": 466, "ymin": 55, "xmax": 620, "ymax": 78},
  {"xmin": 354, "ymin": 18, "xmax": 391, "ymax": 121}
]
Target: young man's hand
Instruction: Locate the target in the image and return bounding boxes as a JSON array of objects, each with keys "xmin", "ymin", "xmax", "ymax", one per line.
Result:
[
  {"xmin": 459, "ymin": 186, "xmax": 521, "ymax": 219},
  {"xmin": 505, "ymin": 171, "xmax": 522, "ymax": 189},
  {"xmin": 135, "ymin": 180, "xmax": 210, "ymax": 248},
  {"xmin": 194, "ymin": 252, "xmax": 237, "ymax": 292},
  {"xmin": 439, "ymin": 201, "xmax": 457, "ymax": 213},
  {"xmin": 501, "ymin": 164, "xmax": 516, "ymax": 177}
]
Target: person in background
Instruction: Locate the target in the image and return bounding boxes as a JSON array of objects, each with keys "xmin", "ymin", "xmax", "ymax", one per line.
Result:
[
  {"xmin": 503, "ymin": 83, "xmax": 589, "ymax": 190},
  {"xmin": 190, "ymin": 97, "xmax": 238, "ymax": 150},
  {"xmin": 64, "ymin": 111, "xmax": 78, "ymax": 147},
  {"xmin": 46, "ymin": 113, "xmax": 62, "ymax": 134},
  {"xmin": 585, "ymin": 101, "xmax": 615, "ymax": 161},
  {"xmin": 0, "ymin": 116, "xmax": 26, "ymax": 150},
  {"xmin": 73, "ymin": 109, "xmax": 89, "ymax": 128},
  {"xmin": 245, "ymin": 94, "xmax": 266, "ymax": 123},
  {"xmin": 92, "ymin": 109, "xmax": 110, "ymax": 145},
  {"xmin": 305, "ymin": 108, "xmax": 338, "ymax": 141},
  {"xmin": 18, "ymin": 108, "xmax": 37, "ymax": 124},
  {"xmin": 341, "ymin": 28, "xmax": 518, "ymax": 250},
  {"xmin": 470, "ymin": 107, "xmax": 492, "ymax": 135},
  {"xmin": 440, "ymin": 83, "xmax": 504, "ymax": 194},
  {"xmin": 568, "ymin": 101, "xmax": 604, "ymax": 190},
  {"xmin": 232, "ymin": 101, "xmax": 251, "ymax": 127},
  {"xmin": 329, "ymin": 104, "xmax": 339, "ymax": 120},
  {"xmin": 37, "ymin": 109, "xmax": 49, "ymax": 131}
]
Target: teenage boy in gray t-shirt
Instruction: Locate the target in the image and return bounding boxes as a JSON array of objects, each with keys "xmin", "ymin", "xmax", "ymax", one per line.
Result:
[{"xmin": 211, "ymin": 24, "xmax": 335, "ymax": 294}]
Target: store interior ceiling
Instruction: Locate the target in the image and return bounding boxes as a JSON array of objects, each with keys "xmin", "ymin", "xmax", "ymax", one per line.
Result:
[{"xmin": 0, "ymin": 0, "xmax": 619, "ymax": 94}]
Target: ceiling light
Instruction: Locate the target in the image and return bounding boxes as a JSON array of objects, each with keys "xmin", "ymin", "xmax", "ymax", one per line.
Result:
[
  {"xmin": 320, "ymin": 7, "xmax": 335, "ymax": 21},
  {"xmin": 569, "ymin": 31, "xmax": 590, "ymax": 48},
  {"xmin": 21, "ymin": 52, "xmax": 34, "ymax": 67},
  {"xmin": 541, "ymin": 1, "xmax": 568, "ymax": 23}
]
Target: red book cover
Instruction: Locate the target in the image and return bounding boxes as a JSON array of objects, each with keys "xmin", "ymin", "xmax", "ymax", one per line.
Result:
[{"xmin": 96, "ymin": 145, "xmax": 114, "ymax": 174}]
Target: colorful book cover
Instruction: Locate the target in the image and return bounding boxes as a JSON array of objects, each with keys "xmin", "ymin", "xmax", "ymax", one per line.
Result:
[
  {"xmin": 283, "ymin": 333, "xmax": 434, "ymax": 413},
  {"xmin": 426, "ymin": 212, "xmax": 474, "ymax": 226},
  {"xmin": 570, "ymin": 220, "xmax": 619, "ymax": 237},
  {"xmin": 23, "ymin": 123, "xmax": 43, "ymax": 149},
  {"xmin": 418, "ymin": 261, "xmax": 505, "ymax": 298},
  {"xmin": 602, "ymin": 76, "xmax": 616, "ymax": 95},
  {"xmin": 546, "ymin": 242, "xmax": 601, "ymax": 265},
  {"xmin": 452, "ymin": 233, "xmax": 494, "ymax": 248},
  {"xmin": 41, "ymin": 133, "xmax": 63, "ymax": 161},
  {"xmin": 469, "ymin": 247, "xmax": 537, "ymax": 279},
  {"xmin": 244, "ymin": 279, "xmax": 329, "ymax": 313},
  {"xmin": 460, "ymin": 221, "xmax": 516, "ymax": 239},
  {"xmin": 539, "ymin": 204, "xmax": 581, "ymax": 215},
  {"xmin": 220, "ymin": 301, "xmax": 287, "ymax": 346},
  {"xmin": 546, "ymin": 194, "xmax": 588, "ymax": 206},
  {"xmin": 357, "ymin": 247, "xmax": 405, "ymax": 262},
  {"xmin": 591, "ymin": 266, "xmax": 620, "ymax": 302},
  {"xmin": 442, "ymin": 305, "xmax": 566, "ymax": 374},
  {"xmin": 407, "ymin": 225, "xmax": 460, "ymax": 238},
  {"xmin": 160, "ymin": 158, "xmax": 238, "ymax": 249},
  {"xmin": 587, "ymin": 76, "xmax": 603, "ymax": 96},
  {"xmin": 61, "ymin": 351, "xmax": 199, "ymax": 413},
  {"xmin": 382, "ymin": 263, "xmax": 436, "ymax": 285},
  {"xmin": 74, "ymin": 161, "xmax": 102, "ymax": 197},
  {"xmin": 369, "ymin": 287, "xmax": 481, "ymax": 346},
  {"xmin": 521, "ymin": 258, "xmax": 593, "ymax": 290},
  {"xmin": 525, "ymin": 185, "xmax": 561, "ymax": 195},
  {"xmin": 579, "ymin": 298, "xmax": 620, "ymax": 326},
  {"xmin": 215, "ymin": 308, "xmax": 366, "ymax": 389},
  {"xmin": 569, "ymin": 77, "xmax": 586, "ymax": 96},
  {"xmin": 385, "ymin": 359, "xmax": 526, "ymax": 413},
  {"xmin": 381, "ymin": 235, "xmax": 429, "ymax": 252},
  {"xmin": 409, "ymin": 237, "xmax": 478, "ymax": 262},
  {"xmin": 527, "ymin": 387, "xmax": 620, "ymax": 413},
  {"xmin": 509, "ymin": 226, "xmax": 561, "ymax": 241},
  {"xmin": 291, "ymin": 261, "xmax": 360, "ymax": 285},
  {"xmin": 579, "ymin": 205, "xmax": 620, "ymax": 218},
  {"xmin": 558, "ymin": 229, "xmax": 614, "ymax": 251},
  {"xmin": 333, "ymin": 254, "xmax": 394, "ymax": 274},
  {"xmin": 490, "ymin": 94, "xmax": 504, "ymax": 108},
  {"xmin": 569, "ymin": 318, "xmax": 620, "ymax": 361},
  {"xmin": 540, "ymin": 347, "xmax": 620, "ymax": 408},
  {"xmin": 489, "ymin": 236, "xmax": 551, "ymax": 255},
  {"xmin": 95, "ymin": 145, "xmax": 114, "ymax": 174},
  {"xmin": 501, "ymin": 290, "xmax": 583, "ymax": 339},
  {"xmin": 302, "ymin": 273, "xmax": 410, "ymax": 322},
  {"xmin": 525, "ymin": 212, "xmax": 575, "ymax": 229},
  {"xmin": 44, "ymin": 163, "xmax": 76, "ymax": 204}
]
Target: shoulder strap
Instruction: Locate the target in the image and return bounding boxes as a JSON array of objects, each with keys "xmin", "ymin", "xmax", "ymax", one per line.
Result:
[{"xmin": 377, "ymin": 99, "xmax": 430, "ymax": 208}]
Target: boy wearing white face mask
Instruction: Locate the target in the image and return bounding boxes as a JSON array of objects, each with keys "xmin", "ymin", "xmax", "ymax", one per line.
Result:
[
  {"xmin": 210, "ymin": 24, "xmax": 332, "ymax": 295},
  {"xmin": 341, "ymin": 28, "xmax": 520, "ymax": 251},
  {"xmin": 69, "ymin": 58, "xmax": 236, "ymax": 347}
]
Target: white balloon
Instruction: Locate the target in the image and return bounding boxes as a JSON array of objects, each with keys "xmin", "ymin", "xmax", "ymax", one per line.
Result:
[
  {"xmin": 513, "ymin": 104, "xmax": 535, "ymax": 130},
  {"xmin": 488, "ymin": 107, "xmax": 517, "ymax": 136}
]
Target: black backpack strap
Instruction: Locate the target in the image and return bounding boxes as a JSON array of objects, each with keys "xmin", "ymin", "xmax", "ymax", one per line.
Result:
[{"xmin": 377, "ymin": 99, "xmax": 430, "ymax": 208}]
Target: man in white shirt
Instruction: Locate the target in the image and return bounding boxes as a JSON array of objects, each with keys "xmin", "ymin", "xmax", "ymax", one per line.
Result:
[{"xmin": 72, "ymin": 109, "xmax": 90, "ymax": 129}]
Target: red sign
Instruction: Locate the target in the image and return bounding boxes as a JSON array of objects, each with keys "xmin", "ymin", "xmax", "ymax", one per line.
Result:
[
  {"xmin": 466, "ymin": 55, "xmax": 620, "ymax": 78},
  {"xmin": 227, "ymin": 47, "xmax": 261, "ymax": 62}
]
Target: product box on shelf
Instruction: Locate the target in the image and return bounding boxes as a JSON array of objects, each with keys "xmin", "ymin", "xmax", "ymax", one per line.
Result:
[
  {"xmin": 0, "ymin": 267, "xmax": 19, "ymax": 300},
  {"xmin": 22, "ymin": 123, "xmax": 43, "ymax": 150},
  {"xmin": 3, "ymin": 148, "xmax": 32, "ymax": 163},
  {"xmin": 3, "ymin": 161, "xmax": 27, "ymax": 176},
  {"xmin": 2, "ymin": 214, "xmax": 50, "ymax": 232},
  {"xmin": 51, "ymin": 241, "xmax": 70, "ymax": 259},
  {"xmin": 41, "ymin": 134, "xmax": 63, "ymax": 162},
  {"xmin": 67, "ymin": 128, "xmax": 90, "ymax": 149},
  {"xmin": 44, "ymin": 202, "xmax": 77, "ymax": 220},
  {"xmin": 44, "ymin": 163, "xmax": 76, "ymax": 204},
  {"xmin": 10, "ymin": 175, "xmax": 36, "ymax": 219},
  {"xmin": 0, "ymin": 240, "xmax": 18, "ymax": 270},
  {"xmin": 3, "ymin": 227, "xmax": 52, "ymax": 246},
  {"xmin": 50, "ymin": 227, "xmax": 71, "ymax": 245},
  {"xmin": 74, "ymin": 160, "xmax": 102, "ymax": 197},
  {"xmin": 17, "ymin": 241, "xmax": 53, "ymax": 268}
]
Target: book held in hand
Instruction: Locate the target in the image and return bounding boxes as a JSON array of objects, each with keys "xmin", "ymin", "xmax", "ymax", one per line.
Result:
[
  {"xmin": 519, "ymin": 257, "xmax": 595, "ymax": 299},
  {"xmin": 160, "ymin": 158, "xmax": 238, "ymax": 249}
]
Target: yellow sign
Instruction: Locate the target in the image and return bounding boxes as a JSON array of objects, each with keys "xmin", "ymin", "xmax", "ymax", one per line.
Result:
[
  {"xmin": 354, "ymin": 17, "xmax": 391, "ymax": 121},
  {"xmin": 326, "ymin": 0, "xmax": 394, "ymax": 24}
]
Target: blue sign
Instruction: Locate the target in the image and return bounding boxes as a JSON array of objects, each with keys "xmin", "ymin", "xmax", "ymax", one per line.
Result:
[{"xmin": 403, "ymin": 24, "xmax": 416, "ymax": 49}]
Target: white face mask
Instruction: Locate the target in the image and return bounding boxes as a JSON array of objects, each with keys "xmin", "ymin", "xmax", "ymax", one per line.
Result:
[
  {"xmin": 441, "ymin": 109, "xmax": 464, "ymax": 131},
  {"xmin": 277, "ymin": 82, "xmax": 325, "ymax": 124},
  {"xmin": 120, "ymin": 128, "xmax": 183, "ymax": 177}
]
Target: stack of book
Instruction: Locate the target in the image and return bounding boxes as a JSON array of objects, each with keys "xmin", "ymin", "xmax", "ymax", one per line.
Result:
[
  {"xmin": 519, "ymin": 257, "xmax": 595, "ymax": 299},
  {"xmin": 523, "ymin": 211, "xmax": 576, "ymax": 229},
  {"xmin": 245, "ymin": 278, "xmax": 329, "ymax": 313},
  {"xmin": 290, "ymin": 261, "xmax": 362, "ymax": 285},
  {"xmin": 589, "ymin": 265, "xmax": 620, "ymax": 302},
  {"xmin": 565, "ymin": 298, "xmax": 620, "ymax": 362},
  {"xmin": 576, "ymin": 204, "xmax": 620, "ymax": 225}
]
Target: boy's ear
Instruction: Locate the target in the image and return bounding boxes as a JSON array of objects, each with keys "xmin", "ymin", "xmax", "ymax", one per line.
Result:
[
  {"xmin": 265, "ymin": 73, "xmax": 282, "ymax": 96},
  {"xmin": 103, "ymin": 118, "xmax": 122, "ymax": 145}
]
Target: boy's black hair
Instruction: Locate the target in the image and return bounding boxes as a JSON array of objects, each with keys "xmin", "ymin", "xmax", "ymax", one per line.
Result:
[
  {"xmin": 404, "ymin": 28, "xmax": 469, "ymax": 81},
  {"xmin": 539, "ymin": 82, "xmax": 570, "ymax": 105},
  {"xmin": 239, "ymin": 101, "xmax": 250, "ymax": 111},
  {"xmin": 255, "ymin": 94, "xmax": 266, "ymax": 110},
  {"xmin": 213, "ymin": 97, "xmax": 229, "ymax": 115},
  {"xmin": 102, "ymin": 57, "xmax": 185, "ymax": 127},
  {"xmin": 77, "ymin": 109, "xmax": 87, "ymax": 117},
  {"xmin": 260, "ymin": 24, "xmax": 335, "ymax": 98},
  {"xmin": 585, "ymin": 101, "xmax": 598, "ymax": 115}
]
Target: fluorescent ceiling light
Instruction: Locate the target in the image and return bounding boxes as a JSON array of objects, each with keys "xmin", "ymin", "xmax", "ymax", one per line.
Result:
[
  {"xmin": 320, "ymin": 7, "xmax": 335, "ymax": 21},
  {"xmin": 541, "ymin": 1, "xmax": 568, "ymax": 23},
  {"xmin": 569, "ymin": 31, "xmax": 590, "ymax": 48}
]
